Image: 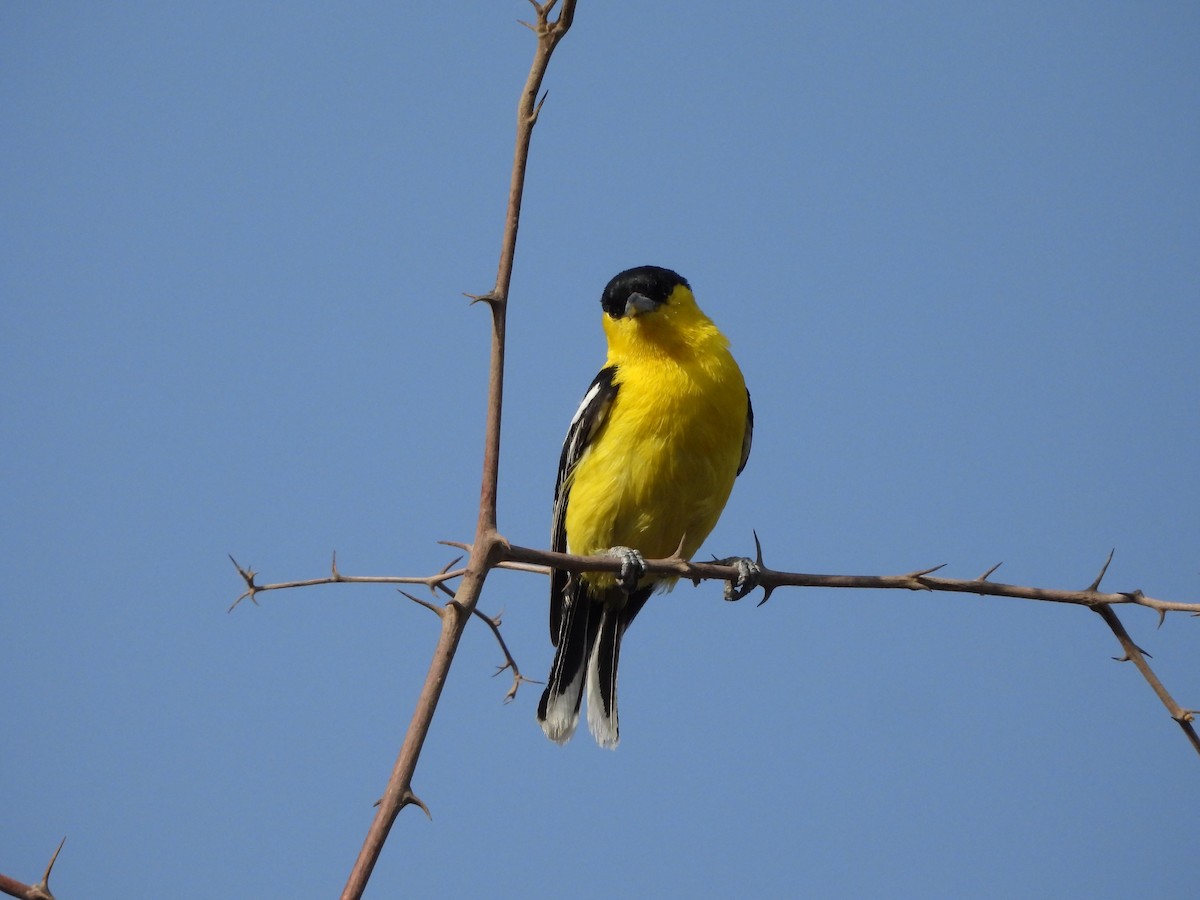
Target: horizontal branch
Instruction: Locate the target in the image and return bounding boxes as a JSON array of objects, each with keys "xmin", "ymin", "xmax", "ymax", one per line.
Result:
[
  {"xmin": 229, "ymin": 540, "xmax": 1200, "ymax": 757},
  {"xmin": 229, "ymin": 544, "xmax": 1199, "ymax": 617},
  {"xmin": 497, "ymin": 542, "xmax": 1200, "ymax": 616},
  {"xmin": 226, "ymin": 553, "xmax": 466, "ymax": 612},
  {"xmin": 496, "ymin": 540, "xmax": 1200, "ymax": 756}
]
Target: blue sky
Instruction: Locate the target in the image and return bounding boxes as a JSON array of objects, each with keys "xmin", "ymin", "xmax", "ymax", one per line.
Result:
[{"xmin": 3, "ymin": 3, "xmax": 1197, "ymax": 897}]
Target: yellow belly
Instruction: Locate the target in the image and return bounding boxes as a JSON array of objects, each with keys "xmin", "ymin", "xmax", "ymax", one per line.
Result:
[{"xmin": 564, "ymin": 354, "xmax": 747, "ymax": 589}]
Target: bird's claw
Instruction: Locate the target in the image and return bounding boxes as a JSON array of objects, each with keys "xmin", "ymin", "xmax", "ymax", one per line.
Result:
[
  {"xmin": 605, "ymin": 546, "xmax": 646, "ymax": 594},
  {"xmin": 715, "ymin": 556, "xmax": 761, "ymax": 602}
]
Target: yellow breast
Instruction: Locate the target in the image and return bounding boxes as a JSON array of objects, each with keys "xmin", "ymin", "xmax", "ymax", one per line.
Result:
[{"xmin": 565, "ymin": 307, "xmax": 747, "ymax": 587}]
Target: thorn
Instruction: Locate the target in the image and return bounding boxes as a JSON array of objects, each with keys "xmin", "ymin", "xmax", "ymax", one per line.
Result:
[
  {"xmin": 905, "ymin": 564, "xmax": 946, "ymax": 590},
  {"xmin": 331, "ymin": 551, "xmax": 341, "ymax": 580},
  {"xmin": 228, "ymin": 593, "xmax": 253, "ymax": 613},
  {"xmin": 531, "ymin": 89, "xmax": 549, "ymax": 123},
  {"xmin": 402, "ymin": 789, "xmax": 432, "ymax": 821},
  {"xmin": 499, "ymin": 672, "xmax": 518, "ymax": 703},
  {"xmin": 501, "ymin": 673, "xmax": 540, "ymax": 704},
  {"xmin": 227, "ymin": 555, "xmax": 259, "ymax": 612},
  {"xmin": 749, "ymin": 530, "xmax": 775, "ymax": 605},
  {"xmin": 1112, "ymin": 643, "xmax": 1152, "ymax": 662},
  {"xmin": 400, "ymin": 590, "xmax": 444, "ymax": 618},
  {"xmin": 1086, "ymin": 548, "xmax": 1116, "ymax": 592},
  {"xmin": 668, "ymin": 532, "xmax": 689, "ymax": 563},
  {"xmin": 756, "ymin": 583, "xmax": 777, "ymax": 607},
  {"xmin": 1176, "ymin": 709, "xmax": 1198, "ymax": 724},
  {"xmin": 228, "ymin": 554, "xmax": 254, "ymax": 584},
  {"xmin": 33, "ymin": 835, "xmax": 65, "ymax": 900},
  {"xmin": 1121, "ymin": 589, "xmax": 1145, "ymax": 604},
  {"xmin": 535, "ymin": 0, "xmax": 561, "ymax": 20},
  {"xmin": 670, "ymin": 532, "xmax": 698, "ymax": 584},
  {"xmin": 463, "ymin": 290, "xmax": 500, "ymax": 307},
  {"xmin": 439, "ymin": 540, "xmax": 472, "ymax": 553},
  {"xmin": 1156, "ymin": 608, "xmax": 1167, "ymax": 629},
  {"xmin": 432, "ymin": 555, "xmax": 465, "ymax": 594},
  {"xmin": 979, "ymin": 561, "xmax": 1003, "ymax": 582}
]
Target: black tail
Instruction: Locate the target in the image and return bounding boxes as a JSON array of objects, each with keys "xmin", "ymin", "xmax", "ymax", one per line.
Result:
[
  {"xmin": 584, "ymin": 604, "xmax": 623, "ymax": 748},
  {"xmin": 537, "ymin": 585, "xmax": 598, "ymax": 743},
  {"xmin": 539, "ymin": 585, "xmax": 653, "ymax": 748}
]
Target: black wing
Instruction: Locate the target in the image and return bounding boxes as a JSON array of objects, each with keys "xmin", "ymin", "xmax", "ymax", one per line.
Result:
[
  {"xmin": 549, "ymin": 366, "xmax": 619, "ymax": 643},
  {"xmin": 737, "ymin": 389, "xmax": 753, "ymax": 475}
]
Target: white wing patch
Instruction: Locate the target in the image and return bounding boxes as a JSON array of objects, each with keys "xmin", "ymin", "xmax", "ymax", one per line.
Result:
[{"xmin": 548, "ymin": 367, "xmax": 619, "ymax": 641}]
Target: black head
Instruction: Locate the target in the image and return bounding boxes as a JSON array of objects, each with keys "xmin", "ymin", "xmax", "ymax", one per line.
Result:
[{"xmin": 600, "ymin": 266, "xmax": 689, "ymax": 319}]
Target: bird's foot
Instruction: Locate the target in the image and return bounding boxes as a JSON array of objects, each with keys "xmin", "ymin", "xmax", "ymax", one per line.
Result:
[
  {"xmin": 604, "ymin": 546, "xmax": 646, "ymax": 594},
  {"xmin": 714, "ymin": 556, "xmax": 761, "ymax": 602}
]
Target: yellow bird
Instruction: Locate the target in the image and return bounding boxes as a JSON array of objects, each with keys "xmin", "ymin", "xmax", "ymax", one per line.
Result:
[{"xmin": 538, "ymin": 266, "xmax": 753, "ymax": 748}]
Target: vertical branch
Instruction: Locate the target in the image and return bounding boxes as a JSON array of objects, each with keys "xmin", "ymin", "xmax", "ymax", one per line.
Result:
[
  {"xmin": 340, "ymin": 4, "xmax": 577, "ymax": 898},
  {"xmin": 477, "ymin": 0, "xmax": 575, "ymax": 536}
]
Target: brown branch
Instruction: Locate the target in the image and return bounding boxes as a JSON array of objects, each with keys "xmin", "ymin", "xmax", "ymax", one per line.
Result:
[
  {"xmin": 427, "ymin": 578, "xmax": 536, "ymax": 701},
  {"xmin": 237, "ymin": 536, "xmax": 1200, "ymax": 761},
  {"xmin": 0, "ymin": 875, "xmax": 44, "ymax": 900},
  {"xmin": 337, "ymin": 4, "xmax": 577, "ymax": 898},
  {"xmin": 497, "ymin": 541, "xmax": 1200, "ymax": 758},
  {"xmin": 0, "ymin": 837, "xmax": 64, "ymax": 900},
  {"xmin": 236, "ymin": 545, "xmax": 1200, "ymax": 618},
  {"xmin": 470, "ymin": 603, "xmax": 539, "ymax": 703},
  {"xmin": 498, "ymin": 543, "xmax": 1200, "ymax": 615},
  {"xmin": 475, "ymin": 0, "xmax": 574, "ymax": 537},
  {"xmin": 230, "ymin": 550, "xmax": 542, "ymax": 706},
  {"xmin": 225, "ymin": 2, "xmax": 1197, "ymax": 891},
  {"xmin": 1093, "ymin": 604, "xmax": 1200, "ymax": 754},
  {"xmin": 397, "ymin": 580, "xmax": 535, "ymax": 702},
  {"xmin": 227, "ymin": 553, "xmax": 465, "ymax": 612}
]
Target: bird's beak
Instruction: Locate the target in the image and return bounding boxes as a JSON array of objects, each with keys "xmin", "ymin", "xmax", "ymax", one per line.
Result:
[{"xmin": 624, "ymin": 292, "xmax": 658, "ymax": 318}]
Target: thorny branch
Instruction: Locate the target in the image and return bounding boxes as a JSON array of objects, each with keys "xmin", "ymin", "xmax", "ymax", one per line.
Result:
[
  {"xmin": 226, "ymin": 552, "xmax": 463, "ymax": 612},
  {"xmin": 1093, "ymin": 604, "xmax": 1200, "ymax": 755},
  {"xmin": 0, "ymin": 837, "xmax": 64, "ymax": 900},
  {"xmin": 503, "ymin": 541, "xmax": 1200, "ymax": 754},
  {"xmin": 232, "ymin": 540, "xmax": 1200, "ymax": 758},
  {"xmin": 232, "ymin": 546, "xmax": 1200, "ymax": 618},
  {"xmin": 494, "ymin": 543, "xmax": 1200, "ymax": 616},
  {"xmin": 219, "ymin": 2, "xmax": 1198, "ymax": 897},
  {"xmin": 397, "ymin": 577, "xmax": 538, "ymax": 703},
  {"xmin": 335, "ymin": 3, "xmax": 578, "ymax": 898}
]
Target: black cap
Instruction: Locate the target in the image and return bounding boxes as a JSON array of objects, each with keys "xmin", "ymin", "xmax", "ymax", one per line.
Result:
[{"xmin": 600, "ymin": 266, "xmax": 689, "ymax": 319}]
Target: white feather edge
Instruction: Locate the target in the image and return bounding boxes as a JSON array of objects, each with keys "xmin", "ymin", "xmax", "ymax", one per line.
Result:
[
  {"xmin": 540, "ymin": 381, "xmax": 603, "ymax": 747},
  {"xmin": 539, "ymin": 664, "xmax": 583, "ymax": 744},
  {"xmin": 585, "ymin": 609, "xmax": 620, "ymax": 749},
  {"xmin": 569, "ymin": 379, "xmax": 603, "ymax": 426}
]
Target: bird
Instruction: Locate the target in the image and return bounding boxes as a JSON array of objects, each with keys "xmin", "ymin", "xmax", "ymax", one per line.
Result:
[{"xmin": 537, "ymin": 265, "xmax": 753, "ymax": 748}]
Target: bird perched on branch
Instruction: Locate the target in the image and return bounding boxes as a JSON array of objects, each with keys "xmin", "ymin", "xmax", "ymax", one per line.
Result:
[{"xmin": 537, "ymin": 265, "xmax": 753, "ymax": 748}]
